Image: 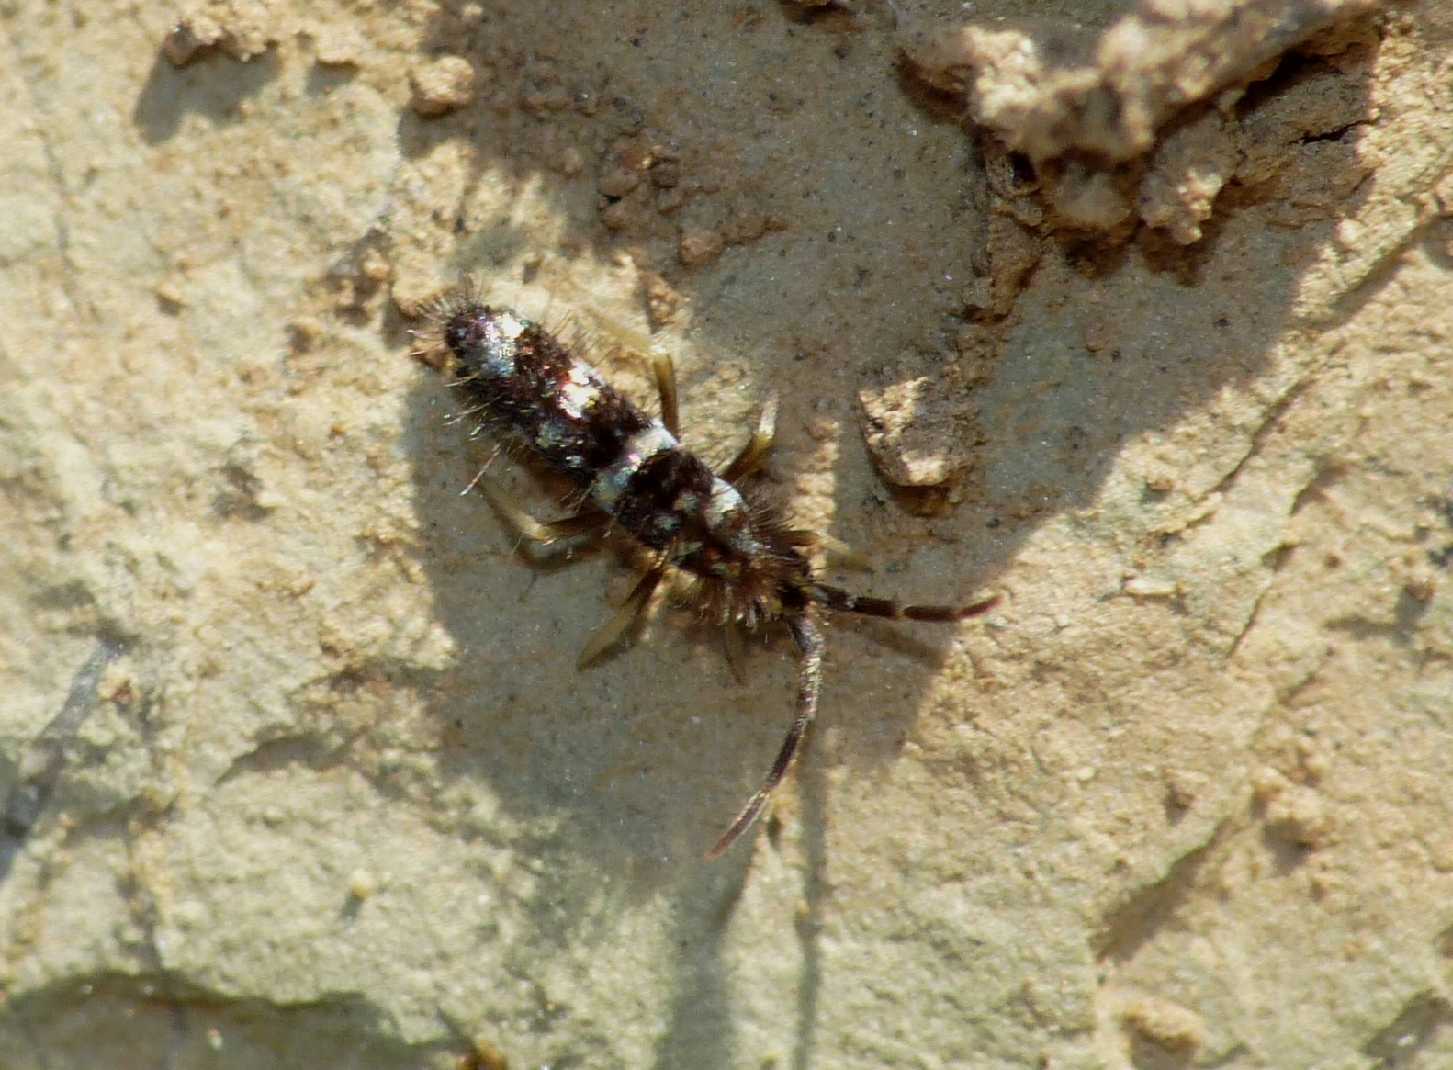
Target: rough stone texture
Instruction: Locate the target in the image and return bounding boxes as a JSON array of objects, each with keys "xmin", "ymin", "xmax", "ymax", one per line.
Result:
[
  {"xmin": 859, "ymin": 370, "xmax": 978, "ymax": 492},
  {"xmin": 1, "ymin": 1, "xmax": 1451, "ymax": 1068},
  {"xmin": 901, "ymin": 0, "xmax": 1383, "ymax": 162},
  {"xmin": 408, "ymin": 55, "xmax": 477, "ymax": 118},
  {"xmin": 904, "ymin": 0, "xmax": 1390, "ymax": 240}
]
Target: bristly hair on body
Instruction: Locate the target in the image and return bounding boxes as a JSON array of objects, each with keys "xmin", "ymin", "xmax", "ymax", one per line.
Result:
[{"xmin": 412, "ymin": 286, "xmax": 998, "ymax": 859}]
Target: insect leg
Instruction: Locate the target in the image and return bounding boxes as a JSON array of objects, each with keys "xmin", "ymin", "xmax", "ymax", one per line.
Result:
[
  {"xmin": 651, "ymin": 352, "xmax": 681, "ymax": 439},
  {"xmin": 721, "ymin": 396, "xmax": 778, "ymax": 483},
  {"xmin": 705, "ymin": 611, "xmax": 824, "ymax": 860},
  {"xmin": 472, "ymin": 474, "xmax": 610, "ymax": 560},
  {"xmin": 721, "ymin": 618, "xmax": 749, "ymax": 685},
  {"xmin": 577, "ymin": 565, "xmax": 665, "ymax": 668},
  {"xmin": 780, "ymin": 528, "xmax": 873, "ymax": 572}
]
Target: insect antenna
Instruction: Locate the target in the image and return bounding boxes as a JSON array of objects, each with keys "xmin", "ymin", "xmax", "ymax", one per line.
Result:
[{"xmin": 705, "ymin": 613, "xmax": 825, "ymax": 860}]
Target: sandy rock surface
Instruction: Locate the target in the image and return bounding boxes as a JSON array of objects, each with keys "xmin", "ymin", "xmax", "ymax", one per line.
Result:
[{"xmin": 2, "ymin": 1, "xmax": 1451, "ymax": 1067}]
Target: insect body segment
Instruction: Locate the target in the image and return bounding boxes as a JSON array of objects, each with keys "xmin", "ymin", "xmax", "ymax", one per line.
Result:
[{"xmin": 419, "ymin": 295, "xmax": 997, "ymax": 859}]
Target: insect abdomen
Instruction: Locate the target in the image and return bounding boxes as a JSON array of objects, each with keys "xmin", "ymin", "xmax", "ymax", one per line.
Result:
[
  {"xmin": 441, "ymin": 301, "xmax": 730, "ymax": 554},
  {"xmin": 445, "ymin": 304, "xmax": 655, "ymax": 484}
]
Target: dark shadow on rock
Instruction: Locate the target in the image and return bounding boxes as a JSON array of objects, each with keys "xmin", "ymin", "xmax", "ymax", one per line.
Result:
[
  {"xmin": 0, "ymin": 974, "xmax": 444, "ymax": 1069},
  {"xmin": 133, "ymin": 49, "xmax": 281, "ymax": 146}
]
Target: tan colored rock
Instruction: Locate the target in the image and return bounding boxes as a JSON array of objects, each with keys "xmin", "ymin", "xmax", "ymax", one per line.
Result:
[
  {"xmin": 4, "ymin": 2, "xmax": 1451, "ymax": 1067},
  {"xmin": 409, "ymin": 55, "xmax": 477, "ymax": 117}
]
